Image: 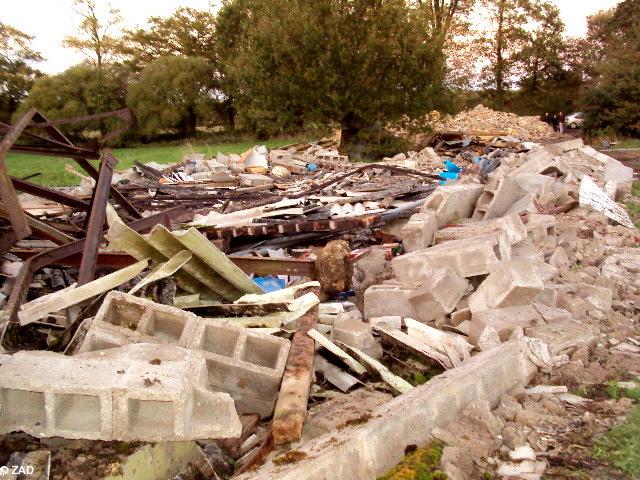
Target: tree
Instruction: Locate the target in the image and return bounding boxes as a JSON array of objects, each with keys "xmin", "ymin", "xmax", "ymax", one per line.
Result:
[
  {"xmin": 222, "ymin": 0, "xmax": 448, "ymax": 152},
  {"xmin": 582, "ymin": 0, "xmax": 640, "ymax": 136},
  {"xmin": 119, "ymin": 8, "xmax": 218, "ymax": 70},
  {"xmin": 127, "ymin": 55, "xmax": 215, "ymax": 138},
  {"xmin": 479, "ymin": 0, "xmax": 532, "ymax": 107},
  {"xmin": 63, "ymin": 0, "xmax": 122, "ymax": 69},
  {"xmin": 17, "ymin": 64, "xmax": 128, "ymax": 137},
  {"xmin": 0, "ymin": 23, "xmax": 42, "ymax": 122},
  {"xmin": 415, "ymin": 0, "xmax": 476, "ymax": 49}
]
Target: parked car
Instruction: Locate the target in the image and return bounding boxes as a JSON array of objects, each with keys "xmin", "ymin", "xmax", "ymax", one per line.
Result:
[{"xmin": 566, "ymin": 112, "xmax": 584, "ymax": 129}]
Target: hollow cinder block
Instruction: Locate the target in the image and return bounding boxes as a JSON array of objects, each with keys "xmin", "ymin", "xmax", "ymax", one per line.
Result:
[
  {"xmin": 0, "ymin": 344, "xmax": 241, "ymax": 441},
  {"xmin": 80, "ymin": 291, "xmax": 290, "ymax": 418}
]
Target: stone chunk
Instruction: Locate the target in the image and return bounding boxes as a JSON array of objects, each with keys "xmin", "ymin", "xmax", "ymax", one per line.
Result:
[
  {"xmin": 401, "ymin": 210, "xmax": 437, "ymax": 252},
  {"xmin": 0, "ymin": 344, "xmax": 241, "ymax": 441},
  {"xmin": 532, "ymin": 303, "xmax": 572, "ymax": 323},
  {"xmin": 435, "ymin": 214, "xmax": 527, "ymax": 245},
  {"xmin": 422, "ymin": 183, "xmax": 485, "ymax": 227},
  {"xmin": 364, "ymin": 283, "xmax": 417, "ymax": 319},
  {"xmin": 392, "ymin": 234, "xmax": 511, "ymax": 281},
  {"xmin": 406, "ymin": 267, "xmax": 468, "ymax": 321},
  {"xmin": 333, "ymin": 319, "xmax": 383, "ymax": 359},
  {"xmin": 238, "ymin": 173, "xmax": 273, "ymax": 187},
  {"xmin": 468, "ymin": 261, "xmax": 545, "ymax": 313},
  {"xmin": 469, "ymin": 305, "xmax": 544, "ymax": 346},
  {"xmin": 524, "ymin": 320, "xmax": 598, "ymax": 355}
]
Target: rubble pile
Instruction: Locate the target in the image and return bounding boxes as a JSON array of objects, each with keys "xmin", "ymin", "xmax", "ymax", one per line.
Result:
[
  {"xmin": 0, "ymin": 108, "xmax": 638, "ymax": 480},
  {"xmin": 440, "ymin": 104, "xmax": 556, "ymax": 139}
]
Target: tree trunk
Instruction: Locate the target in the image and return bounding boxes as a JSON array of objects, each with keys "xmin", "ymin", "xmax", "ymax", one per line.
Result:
[
  {"xmin": 495, "ymin": 0, "xmax": 506, "ymax": 108},
  {"xmin": 340, "ymin": 113, "xmax": 361, "ymax": 159},
  {"xmin": 180, "ymin": 109, "xmax": 198, "ymax": 138}
]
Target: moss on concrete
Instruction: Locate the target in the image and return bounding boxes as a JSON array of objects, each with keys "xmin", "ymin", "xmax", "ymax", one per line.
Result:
[{"xmin": 377, "ymin": 441, "xmax": 447, "ymax": 480}]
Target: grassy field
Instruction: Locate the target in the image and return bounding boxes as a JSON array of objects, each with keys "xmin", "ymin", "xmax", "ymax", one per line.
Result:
[{"xmin": 6, "ymin": 139, "xmax": 293, "ymax": 186}]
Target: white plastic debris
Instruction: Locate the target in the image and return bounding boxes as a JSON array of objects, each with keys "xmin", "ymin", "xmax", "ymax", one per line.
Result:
[{"xmin": 579, "ymin": 175, "xmax": 635, "ymax": 228}]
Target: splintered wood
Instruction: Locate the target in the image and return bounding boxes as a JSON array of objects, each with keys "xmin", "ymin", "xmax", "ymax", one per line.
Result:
[{"xmin": 271, "ymin": 286, "xmax": 320, "ymax": 445}]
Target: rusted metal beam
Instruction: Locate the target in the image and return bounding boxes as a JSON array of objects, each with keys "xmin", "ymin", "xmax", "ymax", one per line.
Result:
[
  {"xmin": 1, "ymin": 206, "xmax": 187, "ymax": 325},
  {"xmin": 202, "ymin": 214, "xmax": 382, "ymax": 239},
  {"xmin": 74, "ymin": 157, "xmax": 142, "ymax": 219},
  {"xmin": 271, "ymin": 286, "xmax": 319, "ymax": 445},
  {"xmin": 78, "ymin": 151, "xmax": 117, "ymax": 285},
  {"xmin": 9, "ymin": 250, "xmax": 318, "ymax": 278},
  {"xmin": 11, "ymin": 176, "xmax": 90, "ymax": 211},
  {"xmin": 9, "ymin": 145, "xmax": 100, "ymax": 160},
  {"xmin": 0, "ymin": 108, "xmax": 36, "ymax": 242}
]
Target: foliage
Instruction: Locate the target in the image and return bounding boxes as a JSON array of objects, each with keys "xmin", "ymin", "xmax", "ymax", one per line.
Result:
[
  {"xmin": 16, "ymin": 63, "xmax": 128, "ymax": 137},
  {"xmin": 62, "ymin": 0, "xmax": 123, "ymax": 69},
  {"xmin": 378, "ymin": 441, "xmax": 446, "ymax": 480},
  {"xmin": 222, "ymin": 0, "xmax": 448, "ymax": 153},
  {"xmin": 593, "ymin": 405, "xmax": 640, "ymax": 476},
  {"xmin": 127, "ymin": 56, "xmax": 217, "ymax": 138},
  {"xmin": 0, "ymin": 22, "xmax": 42, "ymax": 122},
  {"xmin": 582, "ymin": 0, "xmax": 640, "ymax": 137},
  {"xmin": 119, "ymin": 8, "xmax": 218, "ymax": 70}
]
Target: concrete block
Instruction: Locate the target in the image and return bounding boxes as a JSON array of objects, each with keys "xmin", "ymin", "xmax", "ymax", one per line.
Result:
[
  {"xmin": 557, "ymin": 293, "xmax": 588, "ymax": 319},
  {"xmin": 392, "ymin": 234, "xmax": 511, "ymax": 281},
  {"xmin": 238, "ymin": 173, "xmax": 273, "ymax": 187},
  {"xmin": 469, "ymin": 306, "xmax": 544, "ymax": 346},
  {"xmin": 468, "ymin": 260, "xmax": 545, "ymax": 313},
  {"xmin": 435, "ymin": 214, "xmax": 527, "ymax": 245},
  {"xmin": 333, "ymin": 319, "xmax": 383, "ymax": 359},
  {"xmin": 405, "ymin": 267, "xmax": 468, "ymax": 321},
  {"xmin": 0, "ymin": 344, "xmax": 241, "ymax": 442},
  {"xmin": 401, "ymin": 210, "xmax": 437, "ymax": 252},
  {"xmin": 79, "ymin": 291, "xmax": 290, "ymax": 418},
  {"xmin": 422, "ymin": 183, "xmax": 484, "ymax": 227},
  {"xmin": 235, "ymin": 340, "xmax": 538, "ymax": 480},
  {"xmin": 352, "ymin": 249, "xmax": 388, "ymax": 292},
  {"xmin": 472, "ymin": 173, "xmax": 525, "ymax": 220},
  {"xmin": 544, "ymin": 138, "xmax": 584, "ymax": 155},
  {"xmin": 368, "ymin": 316, "xmax": 403, "ymax": 329},
  {"xmin": 364, "ymin": 283, "xmax": 417, "ymax": 319},
  {"xmin": 576, "ymin": 284, "xmax": 612, "ymax": 312}
]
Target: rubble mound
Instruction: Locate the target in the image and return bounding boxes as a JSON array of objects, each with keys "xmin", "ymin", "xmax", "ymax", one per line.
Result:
[{"xmin": 442, "ymin": 105, "xmax": 555, "ymax": 139}]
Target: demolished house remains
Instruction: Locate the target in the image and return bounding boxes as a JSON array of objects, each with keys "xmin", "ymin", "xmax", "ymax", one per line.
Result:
[{"xmin": 0, "ymin": 106, "xmax": 638, "ymax": 479}]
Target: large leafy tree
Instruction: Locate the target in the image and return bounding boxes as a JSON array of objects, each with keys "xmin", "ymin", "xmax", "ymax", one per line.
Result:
[
  {"xmin": 222, "ymin": 0, "xmax": 448, "ymax": 152},
  {"xmin": 0, "ymin": 23, "xmax": 43, "ymax": 122},
  {"xmin": 63, "ymin": 0, "xmax": 122, "ymax": 69},
  {"xmin": 119, "ymin": 8, "xmax": 218, "ymax": 70},
  {"xmin": 16, "ymin": 64, "xmax": 128, "ymax": 137},
  {"xmin": 127, "ymin": 55, "xmax": 216, "ymax": 138},
  {"xmin": 582, "ymin": 0, "xmax": 640, "ymax": 136}
]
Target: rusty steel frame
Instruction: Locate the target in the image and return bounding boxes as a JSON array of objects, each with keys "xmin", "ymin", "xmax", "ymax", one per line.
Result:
[
  {"xmin": 8, "ymin": 249, "xmax": 318, "ymax": 278},
  {"xmin": 78, "ymin": 151, "xmax": 118, "ymax": 284},
  {"xmin": 11, "ymin": 176, "xmax": 90, "ymax": 211},
  {"xmin": 1, "ymin": 206, "xmax": 187, "ymax": 325}
]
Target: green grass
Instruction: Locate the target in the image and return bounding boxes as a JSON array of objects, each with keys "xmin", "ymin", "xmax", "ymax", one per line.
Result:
[
  {"xmin": 593, "ymin": 405, "xmax": 640, "ymax": 477},
  {"xmin": 605, "ymin": 381, "xmax": 640, "ymax": 401},
  {"xmin": 612, "ymin": 139, "xmax": 640, "ymax": 149},
  {"xmin": 6, "ymin": 139, "xmax": 293, "ymax": 187},
  {"xmin": 378, "ymin": 441, "xmax": 446, "ymax": 480}
]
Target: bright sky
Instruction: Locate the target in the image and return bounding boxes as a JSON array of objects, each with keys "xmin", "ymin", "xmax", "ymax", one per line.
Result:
[{"xmin": 2, "ymin": 0, "xmax": 623, "ymax": 74}]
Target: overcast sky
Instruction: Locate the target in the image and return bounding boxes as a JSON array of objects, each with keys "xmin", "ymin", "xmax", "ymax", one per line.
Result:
[{"xmin": 3, "ymin": 0, "xmax": 623, "ymax": 74}]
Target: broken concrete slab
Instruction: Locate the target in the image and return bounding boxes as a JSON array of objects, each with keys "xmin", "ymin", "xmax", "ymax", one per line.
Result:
[
  {"xmin": 78, "ymin": 291, "xmax": 291, "ymax": 418},
  {"xmin": 468, "ymin": 260, "xmax": 545, "ymax": 314},
  {"xmin": 0, "ymin": 344, "xmax": 241, "ymax": 441},
  {"xmin": 238, "ymin": 173, "xmax": 273, "ymax": 187},
  {"xmin": 364, "ymin": 283, "xmax": 417, "ymax": 319},
  {"xmin": 472, "ymin": 172, "xmax": 525, "ymax": 220},
  {"xmin": 406, "ymin": 267, "xmax": 468, "ymax": 321},
  {"xmin": 469, "ymin": 305, "xmax": 544, "ymax": 346},
  {"xmin": 234, "ymin": 340, "xmax": 538, "ymax": 480},
  {"xmin": 392, "ymin": 234, "xmax": 511, "ymax": 281},
  {"xmin": 435, "ymin": 214, "xmax": 527, "ymax": 245},
  {"xmin": 401, "ymin": 210, "xmax": 437, "ymax": 252},
  {"xmin": 524, "ymin": 320, "xmax": 598, "ymax": 355},
  {"xmin": 421, "ymin": 183, "xmax": 484, "ymax": 227},
  {"xmin": 332, "ymin": 319, "xmax": 383, "ymax": 359}
]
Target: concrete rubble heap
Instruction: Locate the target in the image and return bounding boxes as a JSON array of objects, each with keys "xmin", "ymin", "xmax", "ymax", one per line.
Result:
[{"xmin": 0, "ymin": 111, "xmax": 638, "ymax": 480}]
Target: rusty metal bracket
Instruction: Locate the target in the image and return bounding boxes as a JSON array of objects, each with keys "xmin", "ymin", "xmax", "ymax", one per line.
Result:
[{"xmin": 78, "ymin": 151, "xmax": 118, "ymax": 284}]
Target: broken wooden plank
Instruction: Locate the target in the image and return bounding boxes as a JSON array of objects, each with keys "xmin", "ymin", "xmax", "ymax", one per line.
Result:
[
  {"xmin": 338, "ymin": 342, "xmax": 414, "ymax": 395},
  {"xmin": 271, "ymin": 286, "xmax": 320, "ymax": 446},
  {"xmin": 307, "ymin": 328, "xmax": 367, "ymax": 376},
  {"xmin": 373, "ymin": 324, "xmax": 451, "ymax": 369}
]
